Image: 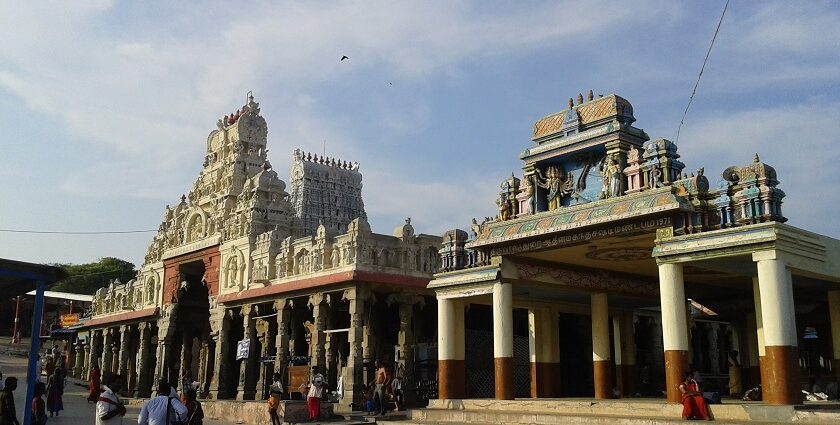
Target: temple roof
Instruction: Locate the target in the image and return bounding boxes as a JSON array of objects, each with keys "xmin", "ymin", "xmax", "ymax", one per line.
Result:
[{"xmin": 532, "ymin": 94, "xmax": 634, "ymax": 141}]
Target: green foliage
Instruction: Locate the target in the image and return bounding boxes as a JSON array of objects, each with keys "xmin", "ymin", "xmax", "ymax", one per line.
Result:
[{"xmin": 49, "ymin": 257, "xmax": 137, "ymax": 295}]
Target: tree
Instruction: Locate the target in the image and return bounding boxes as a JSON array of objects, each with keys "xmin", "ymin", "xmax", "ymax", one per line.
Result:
[{"xmin": 49, "ymin": 257, "xmax": 137, "ymax": 295}]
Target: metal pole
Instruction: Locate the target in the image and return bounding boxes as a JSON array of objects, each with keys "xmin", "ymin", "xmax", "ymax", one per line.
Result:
[
  {"xmin": 24, "ymin": 280, "xmax": 46, "ymax": 425},
  {"xmin": 13, "ymin": 295, "xmax": 21, "ymax": 343}
]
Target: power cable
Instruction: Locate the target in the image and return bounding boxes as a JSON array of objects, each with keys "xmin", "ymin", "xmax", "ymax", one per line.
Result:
[
  {"xmin": 674, "ymin": 0, "xmax": 730, "ymax": 144},
  {"xmin": 0, "ymin": 229, "xmax": 156, "ymax": 235}
]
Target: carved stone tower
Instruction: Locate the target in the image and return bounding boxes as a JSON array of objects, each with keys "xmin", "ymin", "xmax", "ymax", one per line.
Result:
[{"xmin": 289, "ymin": 149, "xmax": 366, "ymax": 236}]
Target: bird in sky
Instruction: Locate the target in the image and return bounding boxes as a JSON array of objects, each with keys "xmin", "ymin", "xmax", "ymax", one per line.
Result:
[{"xmin": 340, "ymin": 55, "xmax": 349, "ymax": 61}]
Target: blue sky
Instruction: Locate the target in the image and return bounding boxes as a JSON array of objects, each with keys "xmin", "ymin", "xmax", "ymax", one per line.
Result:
[{"xmin": 1, "ymin": 1, "xmax": 839, "ymax": 267}]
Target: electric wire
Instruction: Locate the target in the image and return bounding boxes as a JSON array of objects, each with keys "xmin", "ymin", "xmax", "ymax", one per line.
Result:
[
  {"xmin": 0, "ymin": 229, "xmax": 156, "ymax": 235},
  {"xmin": 674, "ymin": 0, "xmax": 730, "ymax": 144}
]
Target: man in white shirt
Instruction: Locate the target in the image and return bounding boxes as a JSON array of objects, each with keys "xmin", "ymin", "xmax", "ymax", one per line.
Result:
[
  {"xmin": 96, "ymin": 372, "xmax": 126, "ymax": 425},
  {"xmin": 138, "ymin": 380, "xmax": 188, "ymax": 425},
  {"xmin": 306, "ymin": 367, "xmax": 326, "ymax": 421}
]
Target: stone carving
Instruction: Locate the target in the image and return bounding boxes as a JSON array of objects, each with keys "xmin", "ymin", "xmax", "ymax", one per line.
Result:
[{"xmin": 599, "ymin": 155, "xmax": 623, "ymax": 199}]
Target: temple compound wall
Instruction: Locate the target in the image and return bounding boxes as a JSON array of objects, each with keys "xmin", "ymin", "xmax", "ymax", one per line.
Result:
[
  {"xmin": 74, "ymin": 95, "xmax": 441, "ymax": 410},
  {"xmin": 434, "ymin": 91, "xmax": 840, "ymax": 406}
]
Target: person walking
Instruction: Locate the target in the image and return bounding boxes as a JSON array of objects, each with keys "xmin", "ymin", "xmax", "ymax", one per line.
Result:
[
  {"xmin": 0, "ymin": 377, "xmax": 19, "ymax": 425},
  {"xmin": 391, "ymin": 375, "xmax": 404, "ymax": 412},
  {"xmin": 46, "ymin": 368, "xmax": 63, "ymax": 417},
  {"xmin": 182, "ymin": 389, "xmax": 203, "ymax": 425},
  {"xmin": 369, "ymin": 361, "xmax": 390, "ymax": 415},
  {"xmin": 96, "ymin": 372, "xmax": 126, "ymax": 425},
  {"xmin": 87, "ymin": 364, "xmax": 101, "ymax": 403},
  {"xmin": 30, "ymin": 382, "xmax": 47, "ymax": 425},
  {"xmin": 305, "ymin": 367, "xmax": 326, "ymax": 422},
  {"xmin": 267, "ymin": 372, "xmax": 283, "ymax": 425},
  {"xmin": 138, "ymin": 380, "xmax": 188, "ymax": 425}
]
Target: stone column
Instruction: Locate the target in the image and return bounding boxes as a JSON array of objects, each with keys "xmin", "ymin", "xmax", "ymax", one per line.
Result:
[
  {"xmin": 528, "ymin": 307, "xmax": 560, "ymax": 398},
  {"xmin": 658, "ymin": 262, "xmax": 690, "ymax": 404},
  {"xmin": 156, "ymin": 317, "xmax": 176, "ymax": 385},
  {"xmin": 274, "ymin": 300, "xmax": 291, "ymax": 374},
  {"xmin": 493, "ymin": 281, "xmax": 514, "ymax": 400},
  {"xmin": 437, "ymin": 296, "xmax": 465, "ymax": 399},
  {"xmin": 74, "ymin": 342, "xmax": 85, "ymax": 378},
  {"xmin": 255, "ymin": 318, "xmax": 270, "ymax": 400},
  {"xmin": 708, "ymin": 322, "xmax": 721, "ymax": 374},
  {"xmin": 208, "ymin": 308, "xmax": 232, "ymax": 400},
  {"xmin": 397, "ymin": 298, "xmax": 416, "ymax": 397},
  {"xmin": 591, "ymin": 293, "xmax": 612, "ymax": 399},
  {"xmin": 617, "ymin": 312, "xmax": 637, "ymax": 397},
  {"xmin": 325, "ymin": 295, "xmax": 339, "ymax": 385},
  {"xmin": 236, "ymin": 304, "xmax": 257, "ymax": 400},
  {"xmin": 110, "ymin": 342, "xmax": 119, "ymax": 374},
  {"xmin": 829, "ymin": 290, "xmax": 840, "ymax": 382},
  {"xmin": 744, "ymin": 312, "xmax": 761, "ymax": 388},
  {"xmin": 102, "ymin": 328, "xmax": 114, "ymax": 374},
  {"xmin": 754, "ymin": 253, "xmax": 801, "ymax": 405},
  {"xmin": 309, "ymin": 293, "xmax": 327, "ymax": 372},
  {"xmin": 135, "ymin": 322, "xmax": 153, "ymax": 397},
  {"xmin": 84, "ymin": 337, "xmax": 93, "ymax": 376},
  {"xmin": 118, "ymin": 325, "xmax": 132, "ymax": 381},
  {"xmin": 342, "ymin": 288, "xmax": 369, "ymax": 409}
]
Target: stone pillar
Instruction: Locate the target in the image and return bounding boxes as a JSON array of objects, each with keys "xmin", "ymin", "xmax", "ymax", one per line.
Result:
[
  {"xmin": 309, "ymin": 294, "xmax": 327, "ymax": 371},
  {"xmin": 179, "ymin": 331, "xmax": 193, "ymax": 390},
  {"xmin": 493, "ymin": 281, "xmax": 514, "ymax": 400},
  {"xmin": 616, "ymin": 312, "xmax": 637, "ymax": 397},
  {"xmin": 236, "ymin": 305, "xmax": 258, "ymax": 400},
  {"xmin": 591, "ymin": 293, "xmax": 612, "ymax": 399},
  {"xmin": 343, "ymin": 288, "xmax": 369, "ymax": 409},
  {"xmin": 88, "ymin": 330, "xmax": 101, "ymax": 372},
  {"xmin": 437, "ymin": 296, "xmax": 465, "ymax": 399},
  {"xmin": 394, "ymin": 292, "xmax": 423, "ymax": 404},
  {"xmin": 135, "ymin": 322, "xmax": 153, "ymax": 397},
  {"xmin": 754, "ymin": 253, "xmax": 801, "ymax": 405},
  {"xmin": 744, "ymin": 312, "xmax": 761, "ymax": 388},
  {"xmin": 752, "ymin": 278, "xmax": 769, "ymax": 392},
  {"xmin": 708, "ymin": 322, "xmax": 721, "ymax": 374},
  {"xmin": 528, "ymin": 307, "xmax": 560, "ymax": 398},
  {"xmin": 828, "ymin": 290, "xmax": 840, "ymax": 382},
  {"xmin": 325, "ymin": 295, "xmax": 339, "ymax": 386},
  {"xmin": 658, "ymin": 262, "xmax": 690, "ymax": 404},
  {"xmin": 274, "ymin": 300, "xmax": 291, "ymax": 374},
  {"xmin": 208, "ymin": 308, "xmax": 232, "ymax": 400},
  {"xmin": 118, "ymin": 325, "xmax": 132, "ymax": 382},
  {"xmin": 111, "ymin": 342, "xmax": 120, "ymax": 374},
  {"xmin": 102, "ymin": 328, "xmax": 114, "ymax": 374},
  {"xmin": 255, "ymin": 318, "xmax": 270, "ymax": 400},
  {"xmin": 74, "ymin": 342, "xmax": 85, "ymax": 378}
]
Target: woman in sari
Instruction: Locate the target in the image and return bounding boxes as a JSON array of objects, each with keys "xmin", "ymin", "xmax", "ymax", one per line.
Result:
[
  {"xmin": 46, "ymin": 368, "xmax": 63, "ymax": 416},
  {"xmin": 267, "ymin": 372, "xmax": 284, "ymax": 425},
  {"xmin": 679, "ymin": 372, "xmax": 711, "ymax": 420},
  {"xmin": 87, "ymin": 364, "xmax": 101, "ymax": 403}
]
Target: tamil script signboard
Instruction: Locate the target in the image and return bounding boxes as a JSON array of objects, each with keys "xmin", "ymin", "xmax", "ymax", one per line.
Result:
[{"xmin": 60, "ymin": 313, "xmax": 79, "ymax": 328}]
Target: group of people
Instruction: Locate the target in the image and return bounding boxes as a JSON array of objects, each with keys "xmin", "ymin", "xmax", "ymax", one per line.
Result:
[
  {"xmin": 364, "ymin": 361, "xmax": 403, "ymax": 416},
  {"xmin": 89, "ymin": 367, "xmax": 204, "ymax": 425}
]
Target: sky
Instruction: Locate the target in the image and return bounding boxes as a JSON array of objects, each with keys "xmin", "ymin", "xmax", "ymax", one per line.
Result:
[{"xmin": 1, "ymin": 0, "xmax": 839, "ymax": 267}]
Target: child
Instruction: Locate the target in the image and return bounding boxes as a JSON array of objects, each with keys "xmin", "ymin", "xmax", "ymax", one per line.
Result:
[
  {"xmin": 364, "ymin": 384, "xmax": 376, "ymax": 415},
  {"xmin": 31, "ymin": 382, "xmax": 47, "ymax": 425}
]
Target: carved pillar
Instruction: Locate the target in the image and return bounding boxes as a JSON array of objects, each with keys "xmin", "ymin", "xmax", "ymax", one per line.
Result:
[
  {"xmin": 325, "ymin": 295, "xmax": 339, "ymax": 386},
  {"xmin": 342, "ymin": 287, "xmax": 370, "ymax": 409},
  {"xmin": 255, "ymin": 318, "xmax": 270, "ymax": 400},
  {"xmin": 274, "ymin": 300, "xmax": 291, "ymax": 374},
  {"xmin": 394, "ymin": 292, "xmax": 423, "ymax": 404},
  {"xmin": 707, "ymin": 322, "xmax": 721, "ymax": 374},
  {"xmin": 118, "ymin": 325, "xmax": 132, "ymax": 383},
  {"xmin": 155, "ymin": 315, "xmax": 176, "ymax": 385},
  {"xmin": 179, "ymin": 330, "xmax": 193, "ymax": 390},
  {"xmin": 88, "ymin": 330, "xmax": 100, "ymax": 372},
  {"xmin": 110, "ymin": 342, "xmax": 119, "ymax": 374},
  {"xmin": 134, "ymin": 322, "xmax": 153, "ymax": 397},
  {"xmin": 74, "ymin": 342, "xmax": 85, "ymax": 378},
  {"xmin": 102, "ymin": 328, "xmax": 114, "ymax": 374},
  {"xmin": 208, "ymin": 308, "xmax": 232, "ymax": 400},
  {"xmin": 309, "ymin": 293, "xmax": 327, "ymax": 371},
  {"xmin": 236, "ymin": 305, "xmax": 258, "ymax": 400}
]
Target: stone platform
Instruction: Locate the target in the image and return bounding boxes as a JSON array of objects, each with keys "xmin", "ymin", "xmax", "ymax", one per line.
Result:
[{"xmin": 376, "ymin": 399, "xmax": 840, "ymax": 425}]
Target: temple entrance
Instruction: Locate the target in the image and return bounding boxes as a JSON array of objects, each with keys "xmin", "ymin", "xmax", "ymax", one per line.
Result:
[{"xmin": 172, "ymin": 260, "xmax": 211, "ymax": 388}]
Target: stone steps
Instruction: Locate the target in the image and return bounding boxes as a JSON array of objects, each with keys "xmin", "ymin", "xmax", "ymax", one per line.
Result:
[{"xmin": 372, "ymin": 399, "xmax": 840, "ymax": 425}]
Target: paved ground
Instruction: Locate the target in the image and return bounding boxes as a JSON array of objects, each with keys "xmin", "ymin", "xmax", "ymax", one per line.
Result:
[{"xmin": 0, "ymin": 343, "xmax": 239, "ymax": 425}]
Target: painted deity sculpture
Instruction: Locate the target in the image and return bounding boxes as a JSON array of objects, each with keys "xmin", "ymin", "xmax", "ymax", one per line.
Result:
[
  {"xmin": 536, "ymin": 165, "xmax": 573, "ymax": 211},
  {"xmin": 599, "ymin": 156, "xmax": 623, "ymax": 199}
]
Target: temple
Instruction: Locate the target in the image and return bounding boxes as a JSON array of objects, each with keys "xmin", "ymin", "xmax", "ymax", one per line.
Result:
[
  {"xmin": 75, "ymin": 95, "xmax": 441, "ymax": 409},
  {"xmin": 433, "ymin": 91, "xmax": 840, "ymax": 407}
]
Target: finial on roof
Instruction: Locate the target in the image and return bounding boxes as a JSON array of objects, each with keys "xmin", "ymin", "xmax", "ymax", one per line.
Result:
[
  {"xmin": 568, "ymin": 98, "xmax": 574, "ymax": 109},
  {"xmin": 577, "ymin": 93, "xmax": 584, "ymax": 105},
  {"xmin": 180, "ymin": 194, "xmax": 186, "ymax": 204},
  {"xmin": 587, "ymin": 90, "xmax": 594, "ymax": 101},
  {"xmin": 754, "ymin": 153, "xmax": 760, "ymax": 163}
]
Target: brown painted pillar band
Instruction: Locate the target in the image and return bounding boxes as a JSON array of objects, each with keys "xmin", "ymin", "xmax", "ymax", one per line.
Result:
[
  {"xmin": 763, "ymin": 346, "xmax": 802, "ymax": 405},
  {"xmin": 438, "ymin": 359, "xmax": 465, "ymax": 399},
  {"xmin": 530, "ymin": 362, "xmax": 538, "ymax": 398},
  {"xmin": 531, "ymin": 362, "xmax": 560, "ymax": 398},
  {"xmin": 664, "ymin": 350, "xmax": 689, "ymax": 404},
  {"xmin": 593, "ymin": 360, "xmax": 613, "ymax": 399},
  {"xmin": 495, "ymin": 357, "xmax": 514, "ymax": 400}
]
